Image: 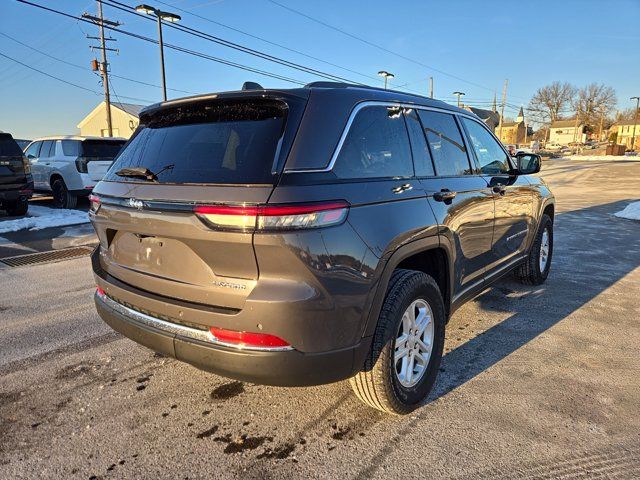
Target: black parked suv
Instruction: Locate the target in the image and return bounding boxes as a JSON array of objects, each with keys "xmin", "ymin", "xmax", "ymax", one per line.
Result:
[
  {"xmin": 90, "ymin": 83, "xmax": 554, "ymax": 414},
  {"xmin": 0, "ymin": 133, "xmax": 33, "ymax": 216}
]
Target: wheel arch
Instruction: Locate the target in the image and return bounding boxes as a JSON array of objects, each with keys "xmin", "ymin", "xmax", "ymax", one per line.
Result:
[{"xmin": 361, "ymin": 236, "xmax": 454, "ymax": 339}]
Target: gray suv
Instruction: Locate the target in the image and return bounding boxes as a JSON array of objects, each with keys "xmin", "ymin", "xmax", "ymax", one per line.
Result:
[{"xmin": 90, "ymin": 83, "xmax": 554, "ymax": 414}]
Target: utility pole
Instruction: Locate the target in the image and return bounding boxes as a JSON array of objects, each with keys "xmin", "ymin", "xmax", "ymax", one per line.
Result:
[
  {"xmin": 498, "ymin": 79, "xmax": 508, "ymax": 142},
  {"xmin": 631, "ymin": 96, "xmax": 639, "ymax": 152},
  {"xmin": 429, "ymin": 77, "xmax": 433, "ymax": 99},
  {"xmin": 83, "ymin": 2, "xmax": 120, "ymax": 137}
]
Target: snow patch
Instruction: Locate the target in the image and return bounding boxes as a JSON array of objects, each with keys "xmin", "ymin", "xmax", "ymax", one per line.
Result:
[
  {"xmin": 0, "ymin": 205, "xmax": 89, "ymax": 233},
  {"xmin": 614, "ymin": 202, "xmax": 640, "ymax": 221},
  {"xmin": 555, "ymin": 155, "xmax": 640, "ymax": 161}
]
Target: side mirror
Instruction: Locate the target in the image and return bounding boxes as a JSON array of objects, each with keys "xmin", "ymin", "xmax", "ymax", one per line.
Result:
[{"xmin": 516, "ymin": 153, "xmax": 541, "ymax": 175}]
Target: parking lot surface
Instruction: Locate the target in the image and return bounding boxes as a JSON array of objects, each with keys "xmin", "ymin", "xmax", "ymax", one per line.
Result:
[{"xmin": 1, "ymin": 159, "xmax": 639, "ymax": 479}]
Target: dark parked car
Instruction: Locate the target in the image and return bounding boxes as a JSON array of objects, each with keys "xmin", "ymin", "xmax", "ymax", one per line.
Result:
[
  {"xmin": 0, "ymin": 133, "xmax": 33, "ymax": 216},
  {"xmin": 90, "ymin": 83, "xmax": 554, "ymax": 414}
]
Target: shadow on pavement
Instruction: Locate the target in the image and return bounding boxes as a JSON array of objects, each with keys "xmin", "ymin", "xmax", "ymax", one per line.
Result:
[{"xmin": 355, "ymin": 199, "xmax": 640, "ymax": 479}]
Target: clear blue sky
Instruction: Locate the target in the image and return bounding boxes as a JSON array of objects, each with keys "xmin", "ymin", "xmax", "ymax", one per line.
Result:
[{"xmin": 1, "ymin": 0, "xmax": 638, "ymax": 139}]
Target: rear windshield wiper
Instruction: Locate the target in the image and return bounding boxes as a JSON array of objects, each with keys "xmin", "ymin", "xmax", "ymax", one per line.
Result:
[{"xmin": 115, "ymin": 164, "xmax": 174, "ymax": 182}]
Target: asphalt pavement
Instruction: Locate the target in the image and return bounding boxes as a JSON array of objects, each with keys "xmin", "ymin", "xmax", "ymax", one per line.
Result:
[{"xmin": 0, "ymin": 159, "xmax": 639, "ymax": 479}]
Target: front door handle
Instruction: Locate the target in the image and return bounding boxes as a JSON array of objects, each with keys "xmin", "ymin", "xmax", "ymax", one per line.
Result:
[
  {"xmin": 392, "ymin": 183, "xmax": 413, "ymax": 194},
  {"xmin": 433, "ymin": 189, "xmax": 457, "ymax": 202}
]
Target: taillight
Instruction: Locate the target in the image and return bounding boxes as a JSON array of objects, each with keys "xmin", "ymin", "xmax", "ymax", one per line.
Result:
[
  {"xmin": 209, "ymin": 327, "xmax": 291, "ymax": 349},
  {"xmin": 96, "ymin": 286, "xmax": 105, "ymax": 297},
  {"xmin": 194, "ymin": 201, "xmax": 349, "ymax": 232},
  {"xmin": 88, "ymin": 194, "xmax": 101, "ymax": 212},
  {"xmin": 75, "ymin": 157, "xmax": 88, "ymax": 173},
  {"xmin": 22, "ymin": 156, "xmax": 31, "ymax": 174}
]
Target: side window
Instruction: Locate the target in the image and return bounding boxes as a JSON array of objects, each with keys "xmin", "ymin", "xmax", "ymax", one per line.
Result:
[
  {"xmin": 333, "ymin": 106, "xmax": 413, "ymax": 179},
  {"xmin": 461, "ymin": 118, "xmax": 511, "ymax": 175},
  {"xmin": 417, "ymin": 110, "xmax": 472, "ymax": 176},
  {"xmin": 61, "ymin": 140, "xmax": 81, "ymax": 156},
  {"xmin": 24, "ymin": 142, "xmax": 42, "ymax": 159},
  {"xmin": 39, "ymin": 141, "xmax": 54, "ymax": 158},
  {"xmin": 404, "ymin": 109, "xmax": 435, "ymax": 177}
]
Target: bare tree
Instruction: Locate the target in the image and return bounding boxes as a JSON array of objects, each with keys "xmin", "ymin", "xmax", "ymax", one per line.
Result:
[
  {"xmin": 574, "ymin": 83, "xmax": 617, "ymax": 127},
  {"xmin": 616, "ymin": 107, "xmax": 640, "ymax": 122},
  {"xmin": 527, "ymin": 81, "xmax": 576, "ymax": 125}
]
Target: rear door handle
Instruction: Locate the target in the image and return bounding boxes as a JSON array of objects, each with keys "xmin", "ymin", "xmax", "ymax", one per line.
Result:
[
  {"xmin": 433, "ymin": 189, "xmax": 457, "ymax": 202},
  {"xmin": 392, "ymin": 183, "xmax": 413, "ymax": 194}
]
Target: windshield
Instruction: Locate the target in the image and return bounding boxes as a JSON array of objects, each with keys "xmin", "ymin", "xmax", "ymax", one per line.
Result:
[{"xmin": 104, "ymin": 99, "xmax": 287, "ymax": 185}]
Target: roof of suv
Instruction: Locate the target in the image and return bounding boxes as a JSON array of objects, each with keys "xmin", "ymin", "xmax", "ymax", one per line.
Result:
[
  {"xmin": 140, "ymin": 81, "xmax": 465, "ymax": 117},
  {"xmin": 30, "ymin": 136, "xmax": 127, "ymax": 142}
]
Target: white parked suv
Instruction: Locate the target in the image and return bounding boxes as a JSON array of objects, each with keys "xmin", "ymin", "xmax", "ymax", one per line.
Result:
[{"xmin": 23, "ymin": 136, "xmax": 126, "ymax": 208}]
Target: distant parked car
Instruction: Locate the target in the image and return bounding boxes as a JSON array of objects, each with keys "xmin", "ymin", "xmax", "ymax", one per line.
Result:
[
  {"xmin": 24, "ymin": 136, "xmax": 126, "ymax": 208},
  {"xmin": 544, "ymin": 143, "xmax": 563, "ymax": 151},
  {"xmin": 14, "ymin": 139, "xmax": 31, "ymax": 151},
  {"xmin": 0, "ymin": 133, "xmax": 33, "ymax": 216}
]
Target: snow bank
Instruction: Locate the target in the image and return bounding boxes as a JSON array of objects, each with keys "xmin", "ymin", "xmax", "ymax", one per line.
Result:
[
  {"xmin": 555, "ymin": 155, "xmax": 640, "ymax": 161},
  {"xmin": 614, "ymin": 202, "xmax": 640, "ymax": 221},
  {"xmin": 0, "ymin": 205, "xmax": 89, "ymax": 233}
]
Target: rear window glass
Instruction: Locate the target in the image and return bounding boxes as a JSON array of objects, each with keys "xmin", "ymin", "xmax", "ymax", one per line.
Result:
[
  {"xmin": 81, "ymin": 140, "xmax": 125, "ymax": 158},
  {"xmin": 0, "ymin": 134, "xmax": 24, "ymax": 156},
  {"xmin": 61, "ymin": 140, "xmax": 81, "ymax": 156},
  {"xmin": 104, "ymin": 99, "xmax": 287, "ymax": 184}
]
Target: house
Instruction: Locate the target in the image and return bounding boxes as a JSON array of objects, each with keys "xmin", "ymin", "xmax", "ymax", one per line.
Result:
[
  {"xmin": 496, "ymin": 107, "xmax": 526, "ymax": 145},
  {"xmin": 548, "ymin": 119, "xmax": 586, "ymax": 145},
  {"xmin": 615, "ymin": 121, "xmax": 640, "ymax": 149},
  {"xmin": 77, "ymin": 101, "xmax": 145, "ymax": 139},
  {"xmin": 464, "ymin": 106, "xmax": 500, "ymax": 130}
]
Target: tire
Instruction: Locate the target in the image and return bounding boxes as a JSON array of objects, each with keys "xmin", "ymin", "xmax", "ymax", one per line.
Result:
[
  {"xmin": 4, "ymin": 198, "xmax": 29, "ymax": 216},
  {"xmin": 350, "ymin": 269, "xmax": 446, "ymax": 415},
  {"xmin": 515, "ymin": 214, "xmax": 553, "ymax": 285},
  {"xmin": 51, "ymin": 178, "xmax": 77, "ymax": 209}
]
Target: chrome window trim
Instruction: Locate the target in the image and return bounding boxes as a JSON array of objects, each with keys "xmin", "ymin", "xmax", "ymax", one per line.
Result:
[
  {"xmin": 97, "ymin": 290, "xmax": 294, "ymax": 352},
  {"xmin": 284, "ymin": 100, "xmax": 481, "ymax": 174}
]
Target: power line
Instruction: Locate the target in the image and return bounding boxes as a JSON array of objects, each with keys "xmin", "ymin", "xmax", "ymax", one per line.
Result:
[
  {"xmin": 152, "ymin": 0, "xmax": 379, "ymax": 83},
  {"xmin": 0, "ymin": 30, "xmax": 196, "ymax": 95},
  {"xmin": 0, "ymin": 50, "xmax": 101, "ymax": 95},
  {"xmin": 102, "ymin": 0, "xmax": 366, "ymax": 85},
  {"xmin": 16, "ymin": 0, "xmax": 307, "ymax": 86},
  {"xmin": 265, "ymin": 0, "xmax": 495, "ymax": 92}
]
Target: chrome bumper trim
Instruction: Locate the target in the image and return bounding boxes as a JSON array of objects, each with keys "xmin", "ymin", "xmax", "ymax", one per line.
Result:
[{"xmin": 96, "ymin": 290, "xmax": 294, "ymax": 352}]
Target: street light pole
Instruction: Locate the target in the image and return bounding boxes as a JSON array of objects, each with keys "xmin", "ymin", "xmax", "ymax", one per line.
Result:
[
  {"xmin": 453, "ymin": 91, "xmax": 465, "ymax": 108},
  {"xmin": 156, "ymin": 14, "xmax": 166, "ymax": 101},
  {"xmin": 136, "ymin": 4, "xmax": 181, "ymax": 102},
  {"xmin": 377, "ymin": 70, "xmax": 394, "ymax": 89},
  {"xmin": 631, "ymin": 96, "xmax": 640, "ymax": 152}
]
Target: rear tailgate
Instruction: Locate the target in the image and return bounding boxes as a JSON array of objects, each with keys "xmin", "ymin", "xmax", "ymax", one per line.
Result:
[
  {"xmin": 87, "ymin": 160, "xmax": 114, "ymax": 182},
  {"xmin": 0, "ymin": 134, "xmax": 27, "ymax": 185},
  {"xmin": 91, "ymin": 93, "xmax": 307, "ymax": 310}
]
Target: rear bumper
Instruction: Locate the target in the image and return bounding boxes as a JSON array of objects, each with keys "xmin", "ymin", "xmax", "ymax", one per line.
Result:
[
  {"xmin": 95, "ymin": 291, "xmax": 366, "ymax": 386},
  {"xmin": 0, "ymin": 180, "xmax": 33, "ymax": 202}
]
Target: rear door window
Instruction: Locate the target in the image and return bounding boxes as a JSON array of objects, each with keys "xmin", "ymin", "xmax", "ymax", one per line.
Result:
[
  {"xmin": 105, "ymin": 99, "xmax": 288, "ymax": 184},
  {"xmin": 80, "ymin": 140, "xmax": 125, "ymax": 158},
  {"xmin": 417, "ymin": 110, "xmax": 472, "ymax": 176},
  {"xmin": 404, "ymin": 109, "xmax": 435, "ymax": 177},
  {"xmin": 61, "ymin": 140, "xmax": 81, "ymax": 157},
  {"xmin": 333, "ymin": 105, "xmax": 413, "ymax": 179},
  {"xmin": 0, "ymin": 134, "xmax": 24, "ymax": 156}
]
